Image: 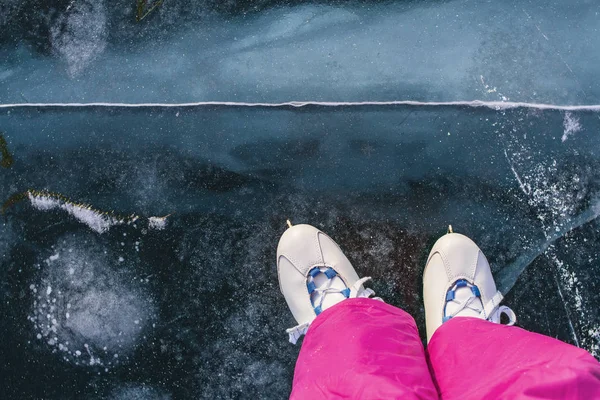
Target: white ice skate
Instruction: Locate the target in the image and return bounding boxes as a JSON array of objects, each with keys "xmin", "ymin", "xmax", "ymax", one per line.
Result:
[
  {"xmin": 423, "ymin": 227, "xmax": 516, "ymax": 342},
  {"xmin": 277, "ymin": 222, "xmax": 379, "ymax": 344}
]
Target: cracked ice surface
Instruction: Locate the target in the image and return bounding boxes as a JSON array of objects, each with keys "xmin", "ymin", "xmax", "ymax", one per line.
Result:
[
  {"xmin": 2, "ymin": 0, "xmax": 600, "ymax": 398},
  {"xmin": 1, "ymin": 105, "xmax": 600, "ymax": 398}
]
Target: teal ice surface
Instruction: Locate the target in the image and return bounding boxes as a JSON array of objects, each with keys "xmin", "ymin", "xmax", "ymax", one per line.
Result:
[
  {"xmin": 2, "ymin": 104, "xmax": 600, "ymax": 399},
  {"xmin": 1, "ymin": 0, "xmax": 600, "ymax": 104},
  {"xmin": 1, "ymin": 0, "xmax": 600, "ymax": 398}
]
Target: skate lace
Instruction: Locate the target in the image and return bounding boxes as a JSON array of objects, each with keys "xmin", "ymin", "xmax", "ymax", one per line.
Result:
[
  {"xmin": 445, "ymin": 279, "xmax": 516, "ymax": 325},
  {"xmin": 311, "ymin": 276, "xmax": 379, "ymax": 312}
]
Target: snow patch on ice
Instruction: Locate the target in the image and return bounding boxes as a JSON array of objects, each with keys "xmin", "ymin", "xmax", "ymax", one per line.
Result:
[
  {"xmin": 148, "ymin": 216, "xmax": 168, "ymax": 230},
  {"xmin": 26, "ymin": 191, "xmax": 170, "ymax": 234},
  {"xmin": 62, "ymin": 202, "xmax": 116, "ymax": 233},
  {"xmin": 28, "ymin": 192, "xmax": 118, "ymax": 234},
  {"xmin": 29, "ymin": 194, "xmax": 60, "ymax": 211}
]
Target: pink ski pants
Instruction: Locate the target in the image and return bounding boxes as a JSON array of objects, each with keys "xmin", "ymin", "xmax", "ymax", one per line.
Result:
[{"xmin": 291, "ymin": 298, "xmax": 600, "ymax": 399}]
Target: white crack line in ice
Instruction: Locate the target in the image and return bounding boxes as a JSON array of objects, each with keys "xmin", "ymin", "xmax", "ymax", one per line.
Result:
[
  {"xmin": 501, "ymin": 147, "xmax": 600, "ymax": 346},
  {"xmin": 498, "ymin": 203, "xmax": 600, "ymax": 295},
  {"xmin": 553, "ymin": 270, "xmax": 581, "ymax": 347},
  {"xmin": 1, "ymin": 100, "xmax": 600, "ymax": 111},
  {"xmin": 522, "ymin": 9, "xmax": 586, "ymax": 99},
  {"xmin": 503, "ymin": 149, "xmax": 530, "ymax": 196}
]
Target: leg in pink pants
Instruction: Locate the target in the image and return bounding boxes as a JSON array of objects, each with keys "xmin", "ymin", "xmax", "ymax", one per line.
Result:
[{"xmin": 291, "ymin": 298, "xmax": 600, "ymax": 400}]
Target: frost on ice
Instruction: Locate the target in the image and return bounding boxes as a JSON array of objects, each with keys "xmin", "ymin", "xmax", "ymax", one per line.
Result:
[
  {"xmin": 561, "ymin": 112, "xmax": 582, "ymax": 142},
  {"xmin": 22, "ymin": 190, "xmax": 170, "ymax": 234},
  {"xmin": 109, "ymin": 384, "xmax": 172, "ymax": 400},
  {"xmin": 502, "ymin": 122, "xmax": 600, "ymax": 359},
  {"xmin": 148, "ymin": 216, "xmax": 168, "ymax": 230},
  {"xmin": 50, "ymin": 0, "xmax": 108, "ymax": 77},
  {"xmin": 28, "ymin": 234, "xmax": 156, "ymax": 368},
  {"xmin": 28, "ymin": 191, "xmax": 119, "ymax": 234}
]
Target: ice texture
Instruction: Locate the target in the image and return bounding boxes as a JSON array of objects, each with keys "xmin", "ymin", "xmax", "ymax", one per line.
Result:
[
  {"xmin": 0, "ymin": 0, "xmax": 20, "ymax": 29},
  {"xmin": 28, "ymin": 233, "xmax": 157, "ymax": 368},
  {"xmin": 147, "ymin": 216, "xmax": 167, "ymax": 231},
  {"xmin": 0, "ymin": 220, "xmax": 16, "ymax": 263},
  {"xmin": 28, "ymin": 192, "xmax": 119, "ymax": 233},
  {"xmin": 1, "ymin": 0, "xmax": 600, "ymax": 103},
  {"xmin": 50, "ymin": 0, "xmax": 108, "ymax": 77},
  {"xmin": 1, "ymin": 0, "xmax": 600, "ymax": 397},
  {"xmin": 2, "ymin": 104, "xmax": 599, "ymax": 398},
  {"xmin": 25, "ymin": 191, "xmax": 170, "ymax": 234},
  {"xmin": 108, "ymin": 384, "xmax": 171, "ymax": 400},
  {"xmin": 562, "ymin": 112, "xmax": 582, "ymax": 142}
]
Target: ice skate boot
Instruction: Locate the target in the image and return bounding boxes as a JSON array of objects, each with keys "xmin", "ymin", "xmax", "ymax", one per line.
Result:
[
  {"xmin": 423, "ymin": 227, "xmax": 516, "ymax": 342},
  {"xmin": 277, "ymin": 222, "xmax": 379, "ymax": 344}
]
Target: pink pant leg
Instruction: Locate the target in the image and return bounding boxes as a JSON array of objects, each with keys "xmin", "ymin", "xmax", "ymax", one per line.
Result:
[
  {"xmin": 291, "ymin": 298, "xmax": 439, "ymax": 400},
  {"xmin": 428, "ymin": 317, "xmax": 600, "ymax": 400}
]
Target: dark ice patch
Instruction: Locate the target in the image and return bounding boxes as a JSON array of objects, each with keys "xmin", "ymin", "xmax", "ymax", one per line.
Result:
[{"xmin": 231, "ymin": 138, "xmax": 321, "ymax": 168}]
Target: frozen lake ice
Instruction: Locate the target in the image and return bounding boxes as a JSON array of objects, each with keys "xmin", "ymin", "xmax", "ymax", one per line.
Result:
[
  {"xmin": 1, "ymin": 104, "xmax": 599, "ymax": 398},
  {"xmin": 1, "ymin": 0, "xmax": 600, "ymax": 398},
  {"xmin": 2, "ymin": 0, "xmax": 600, "ymax": 104}
]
